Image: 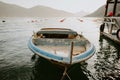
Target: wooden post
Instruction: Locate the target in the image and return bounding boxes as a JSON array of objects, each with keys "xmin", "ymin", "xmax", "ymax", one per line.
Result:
[
  {"xmin": 109, "ymin": 23, "xmax": 113, "ymax": 34},
  {"xmin": 70, "ymin": 42, "xmax": 74, "ymax": 64},
  {"xmin": 104, "ymin": 0, "xmax": 109, "ymax": 16},
  {"xmin": 113, "ymin": 0, "xmax": 118, "ymax": 16}
]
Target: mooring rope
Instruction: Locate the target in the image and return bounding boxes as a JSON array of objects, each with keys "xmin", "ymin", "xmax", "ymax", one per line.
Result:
[{"xmin": 60, "ymin": 66, "xmax": 71, "ymax": 80}]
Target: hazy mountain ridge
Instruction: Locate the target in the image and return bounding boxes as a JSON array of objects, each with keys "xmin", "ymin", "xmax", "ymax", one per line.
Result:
[
  {"xmin": 0, "ymin": 2, "xmax": 74, "ymax": 17},
  {"xmin": 86, "ymin": 5, "xmax": 105, "ymax": 17},
  {"xmin": 28, "ymin": 6, "xmax": 74, "ymax": 17},
  {"xmin": 1, "ymin": 1, "xmax": 111, "ymax": 17},
  {"xmin": 87, "ymin": 4, "xmax": 120, "ymax": 17},
  {"xmin": 74, "ymin": 11, "xmax": 90, "ymax": 17}
]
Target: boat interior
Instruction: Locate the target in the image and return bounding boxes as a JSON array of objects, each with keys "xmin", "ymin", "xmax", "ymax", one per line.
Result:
[{"xmin": 32, "ymin": 32, "xmax": 90, "ymax": 57}]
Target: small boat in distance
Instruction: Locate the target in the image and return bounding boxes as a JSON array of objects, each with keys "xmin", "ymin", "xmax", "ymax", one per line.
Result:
[{"xmin": 28, "ymin": 28, "xmax": 95, "ymax": 67}]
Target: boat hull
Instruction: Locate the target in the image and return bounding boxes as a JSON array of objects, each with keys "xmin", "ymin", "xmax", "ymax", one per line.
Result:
[{"xmin": 28, "ymin": 37, "xmax": 95, "ymax": 66}]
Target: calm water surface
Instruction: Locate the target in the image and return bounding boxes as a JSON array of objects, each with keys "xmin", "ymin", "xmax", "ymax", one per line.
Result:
[{"xmin": 0, "ymin": 17, "xmax": 120, "ymax": 80}]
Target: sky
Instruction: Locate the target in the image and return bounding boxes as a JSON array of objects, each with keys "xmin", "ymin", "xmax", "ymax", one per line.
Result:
[{"xmin": 0, "ymin": 0, "xmax": 106, "ymax": 13}]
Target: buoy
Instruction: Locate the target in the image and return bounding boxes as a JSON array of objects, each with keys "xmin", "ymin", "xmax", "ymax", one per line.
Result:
[
  {"xmin": 116, "ymin": 29, "xmax": 120, "ymax": 40},
  {"xmin": 2, "ymin": 20, "xmax": 5, "ymax": 22},
  {"xmin": 78, "ymin": 19, "xmax": 83, "ymax": 22},
  {"xmin": 100, "ymin": 23, "xmax": 105, "ymax": 32},
  {"xmin": 60, "ymin": 19, "xmax": 65, "ymax": 22}
]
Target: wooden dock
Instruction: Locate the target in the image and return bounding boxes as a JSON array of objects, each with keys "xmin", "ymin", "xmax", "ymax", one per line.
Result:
[
  {"xmin": 100, "ymin": 0, "xmax": 120, "ymax": 45},
  {"xmin": 101, "ymin": 32, "xmax": 120, "ymax": 44}
]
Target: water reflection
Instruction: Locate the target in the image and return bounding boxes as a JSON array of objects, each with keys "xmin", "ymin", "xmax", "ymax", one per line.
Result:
[
  {"xmin": 31, "ymin": 54, "xmax": 89, "ymax": 80},
  {"xmin": 94, "ymin": 36, "xmax": 120, "ymax": 80}
]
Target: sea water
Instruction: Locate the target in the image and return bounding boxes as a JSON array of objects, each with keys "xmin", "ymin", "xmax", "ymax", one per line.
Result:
[{"xmin": 0, "ymin": 17, "xmax": 120, "ymax": 80}]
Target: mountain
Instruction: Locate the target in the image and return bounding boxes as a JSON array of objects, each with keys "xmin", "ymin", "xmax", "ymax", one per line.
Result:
[
  {"xmin": 86, "ymin": 4, "xmax": 120, "ymax": 17},
  {"xmin": 86, "ymin": 5, "xmax": 105, "ymax": 17},
  {"xmin": 0, "ymin": 2, "xmax": 28, "ymax": 17},
  {"xmin": 74, "ymin": 11, "xmax": 89, "ymax": 17},
  {"xmin": 0, "ymin": 2, "xmax": 73, "ymax": 17},
  {"xmin": 28, "ymin": 6, "xmax": 74, "ymax": 17}
]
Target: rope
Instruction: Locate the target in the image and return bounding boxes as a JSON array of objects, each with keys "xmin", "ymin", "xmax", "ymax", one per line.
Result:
[{"xmin": 60, "ymin": 66, "xmax": 71, "ymax": 80}]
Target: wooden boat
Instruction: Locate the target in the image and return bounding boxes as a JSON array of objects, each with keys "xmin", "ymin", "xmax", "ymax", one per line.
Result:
[{"xmin": 28, "ymin": 28, "xmax": 95, "ymax": 66}]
